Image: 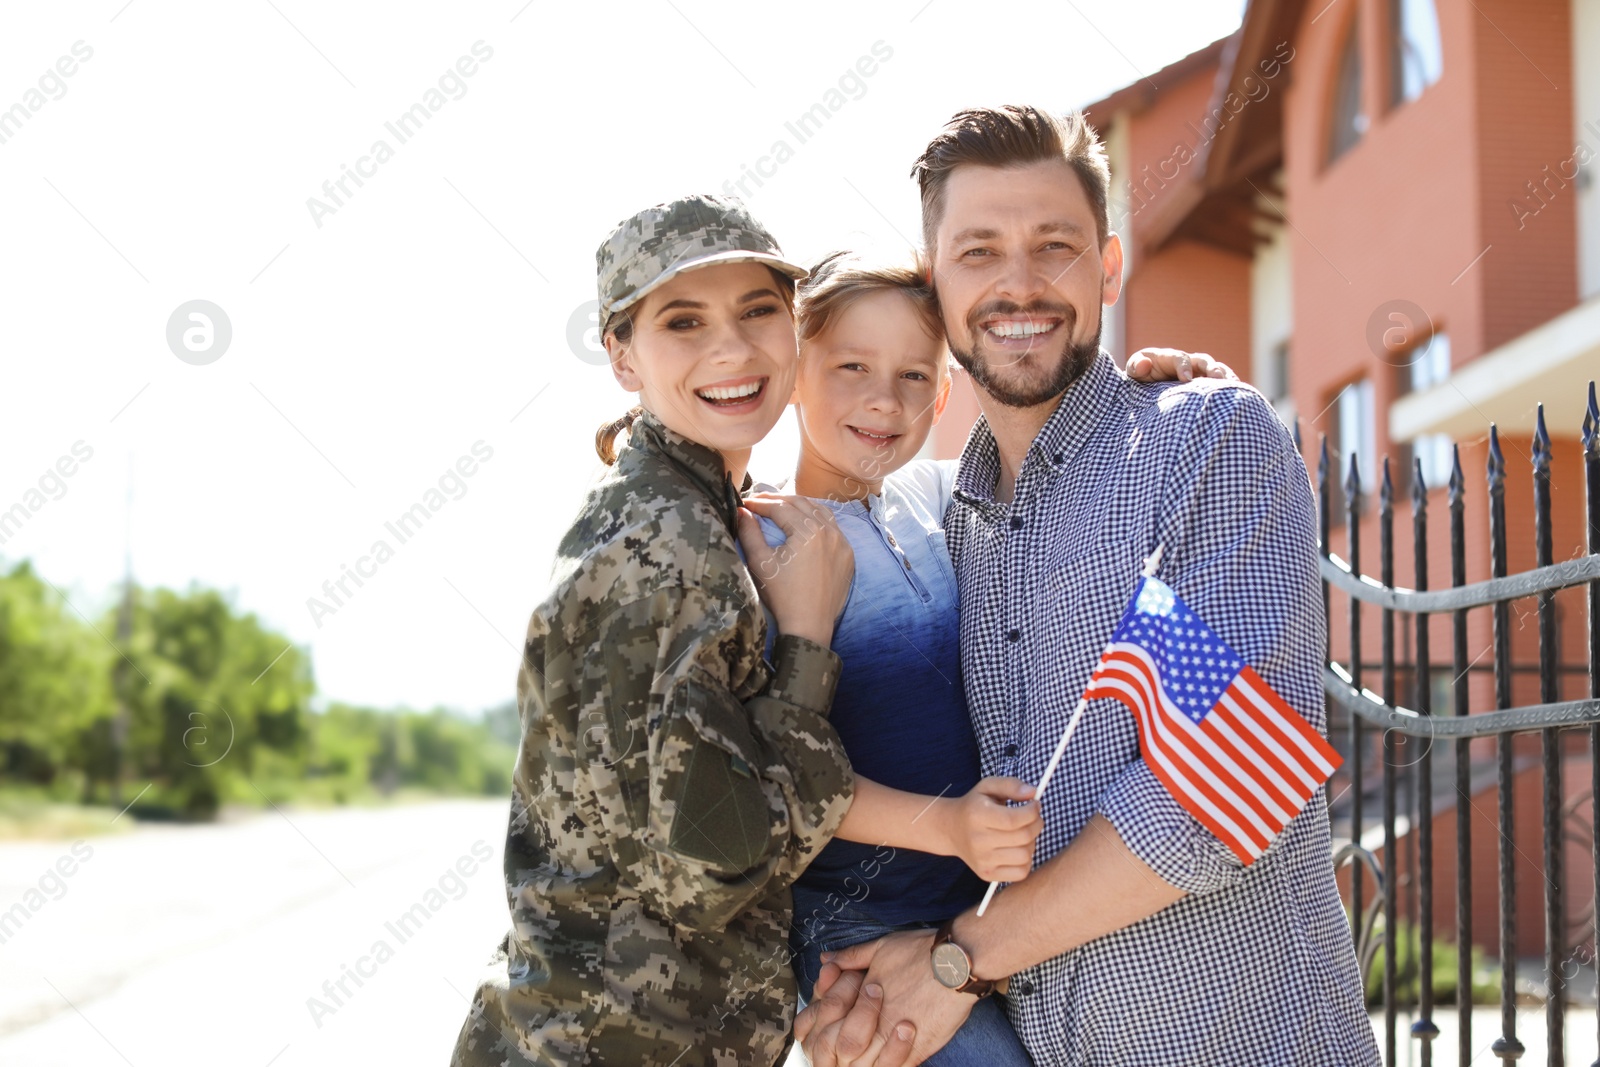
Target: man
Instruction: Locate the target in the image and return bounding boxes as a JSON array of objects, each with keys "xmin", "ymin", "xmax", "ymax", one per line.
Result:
[{"xmin": 795, "ymin": 106, "xmax": 1378, "ymax": 1066}]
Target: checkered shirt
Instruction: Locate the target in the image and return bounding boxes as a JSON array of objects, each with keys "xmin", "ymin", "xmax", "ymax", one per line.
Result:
[{"xmin": 944, "ymin": 353, "xmax": 1378, "ymax": 1066}]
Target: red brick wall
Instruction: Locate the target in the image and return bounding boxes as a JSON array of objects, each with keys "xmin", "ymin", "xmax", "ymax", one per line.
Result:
[
  {"xmin": 1122, "ymin": 239, "xmax": 1253, "ymax": 374},
  {"xmin": 1284, "ymin": 0, "xmax": 1484, "ymax": 472},
  {"xmin": 1469, "ymin": 0, "xmax": 1577, "ymax": 352},
  {"xmin": 1120, "ymin": 63, "xmax": 1223, "ymax": 233}
]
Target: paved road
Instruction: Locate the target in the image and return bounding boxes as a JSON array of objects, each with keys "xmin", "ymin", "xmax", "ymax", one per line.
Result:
[
  {"xmin": 0, "ymin": 799, "xmax": 516, "ymax": 1067},
  {"xmin": 17, "ymin": 801, "xmax": 1532, "ymax": 1066}
]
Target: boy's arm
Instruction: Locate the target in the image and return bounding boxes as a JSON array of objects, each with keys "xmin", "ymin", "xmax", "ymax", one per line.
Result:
[
  {"xmin": 834, "ymin": 776, "xmax": 1040, "ymax": 883},
  {"xmin": 834, "ymin": 777, "xmax": 953, "ymax": 853}
]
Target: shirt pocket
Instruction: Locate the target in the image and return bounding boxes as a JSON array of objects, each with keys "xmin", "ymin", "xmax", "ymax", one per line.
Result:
[
  {"xmin": 1046, "ymin": 538, "xmax": 1143, "ymax": 656},
  {"xmin": 921, "ymin": 528, "xmax": 959, "ymax": 605}
]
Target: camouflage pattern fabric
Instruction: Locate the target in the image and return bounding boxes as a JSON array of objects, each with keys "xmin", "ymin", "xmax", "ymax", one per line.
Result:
[
  {"xmin": 449, "ymin": 406, "xmax": 855, "ymax": 1067},
  {"xmin": 595, "ymin": 193, "xmax": 808, "ymax": 326}
]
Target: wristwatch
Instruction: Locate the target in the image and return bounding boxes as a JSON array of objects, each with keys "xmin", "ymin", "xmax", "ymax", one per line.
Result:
[{"xmin": 929, "ymin": 918, "xmax": 998, "ymax": 998}]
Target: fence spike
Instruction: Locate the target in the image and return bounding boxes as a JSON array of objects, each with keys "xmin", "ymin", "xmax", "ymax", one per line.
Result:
[
  {"xmin": 1293, "ymin": 417, "xmax": 1303, "ymax": 454},
  {"xmin": 1584, "ymin": 380, "xmax": 1598, "ymax": 457},
  {"xmin": 1532, "ymin": 403, "xmax": 1551, "ymax": 475},
  {"xmin": 1346, "ymin": 449, "xmax": 1363, "ymax": 500},
  {"xmin": 1380, "ymin": 454, "xmax": 1393, "ymax": 512},
  {"xmin": 1487, "ymin": 423, "xmax": 1505, "ymax": 494},
  {"xmin": 1412, "ymin": 455, "xmax": 1427, "ymax": 510},
  {"xmin": 1449, "ymin": 443, "xmax": 1464, "ymax": 508}
]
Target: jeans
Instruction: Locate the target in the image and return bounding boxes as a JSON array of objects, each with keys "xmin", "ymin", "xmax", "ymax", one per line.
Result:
[{"xmin": 789, "ymin": 889, "xmax": 1034, "ymax": 1067}]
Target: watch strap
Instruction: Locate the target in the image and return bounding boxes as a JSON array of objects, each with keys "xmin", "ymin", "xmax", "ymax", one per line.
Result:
[{"xmin": 931, "ymin": 918, "xmax": 998, "ymax": 998}]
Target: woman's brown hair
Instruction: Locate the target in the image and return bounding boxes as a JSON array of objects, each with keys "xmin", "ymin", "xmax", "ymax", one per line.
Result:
[{"xmin": 593, "ymin": 265, "xmax": 799, "ymax": 465}]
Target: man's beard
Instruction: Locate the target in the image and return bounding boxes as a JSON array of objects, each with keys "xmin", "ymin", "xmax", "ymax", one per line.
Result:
[{"xmin": 948, "ymin": 301, "xmax": 1101, "ymax": 409}]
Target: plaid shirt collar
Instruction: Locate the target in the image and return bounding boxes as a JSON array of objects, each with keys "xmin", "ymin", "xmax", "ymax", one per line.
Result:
[
  {"xmin": 627, "ymin": 406, "xmax": 753, "ymax": 535},
  {"xmin": 951, "ymin": 350, "xmax": 1125, "ymax": 516}
]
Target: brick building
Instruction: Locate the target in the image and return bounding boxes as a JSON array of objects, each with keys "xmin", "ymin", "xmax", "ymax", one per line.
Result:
[{"xmin": 932, "ymin": 0, "xmax": 1600, "ymax": 959}]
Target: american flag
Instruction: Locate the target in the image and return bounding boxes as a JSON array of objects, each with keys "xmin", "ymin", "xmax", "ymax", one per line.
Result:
[{"xmin": 1083, "ymin": 576, "xmax": 1341, "ymax": 865}]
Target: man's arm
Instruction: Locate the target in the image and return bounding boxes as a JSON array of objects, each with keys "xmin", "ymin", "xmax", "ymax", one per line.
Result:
[{"xmin": 955, "ymin": 811, "xmax": 1184, "ymax": 977}]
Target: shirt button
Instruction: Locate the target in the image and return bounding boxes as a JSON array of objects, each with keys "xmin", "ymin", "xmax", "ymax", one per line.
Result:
[
  {"xmin": 1018, "ymin": 979, "xmax": 1035, "ymax": 996},
  {"xmin": 1009, "ymin": 515, "xmax": 1023, "ymax": 530},
  {"xmin": 887, "ymin": 532, "xmax": 898, "ymax": 546},
  {"xmin": 1053, "ymin": 452, "xmax": 1064, "ymax": 464},
  {"xmin": 1006, "ymin": 628, "xmax": 1020, "ymax": 643},
  {"xmin": 1003, "ymin": 743, "xmax": 1018, "ymax": 757}
]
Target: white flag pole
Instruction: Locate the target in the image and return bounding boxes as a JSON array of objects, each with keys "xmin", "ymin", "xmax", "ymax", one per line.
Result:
[{"xmin": 973, "ymin": 544, "xmax": 1165, "ymax": 918}]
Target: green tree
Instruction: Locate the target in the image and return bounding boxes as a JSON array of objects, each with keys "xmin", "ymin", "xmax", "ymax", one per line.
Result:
[
  {"xmin": 0, "ymin": 560, "xmax": 114, "ymax": 793},
  {"xmin": 110, "ymin": 584, "xmax": 314, "ymax": 817}
]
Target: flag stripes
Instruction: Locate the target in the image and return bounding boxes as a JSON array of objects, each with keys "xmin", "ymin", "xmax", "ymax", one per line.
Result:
[{"xmin": 1084, "ymin": 614, "xmax": 1341, "ymax": 867}]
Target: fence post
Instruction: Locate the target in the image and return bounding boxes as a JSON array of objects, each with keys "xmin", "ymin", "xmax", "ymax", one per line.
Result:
[
  {"xmin": 1382, "ymin": 456, "xmax": 1399, "ymax": 1064},
  {"xmin": 1450, "ymin": 445, "xmax": 1473, "ymax": 1067},
  {"xmin": 1320, "ymin": 435, "xmax": 1334, "ymax": 811},
  {"xmin": 1533, "ymin": 405, "xmax": 1565, "ymax": 1066},
  {"xmin": 1487, "ymin": 425, "xmax": 1525, "ymax": 1063},
  {"xmin": 1581, "ymin": 383, "xmax": 1599, "ymax": 1067},
  {"xmin": 1348, "ymin": 451, "xmax": 1367, "ymax": 950},
  {"xmin": 1413, "ymin": 457, "xmax": 1440, "ymax": 1063}
]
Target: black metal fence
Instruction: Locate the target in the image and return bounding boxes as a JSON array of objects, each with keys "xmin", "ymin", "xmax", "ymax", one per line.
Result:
[{"xmin": 1312, "ymin": 382, "xmax": 1600, "ymax": 1066}]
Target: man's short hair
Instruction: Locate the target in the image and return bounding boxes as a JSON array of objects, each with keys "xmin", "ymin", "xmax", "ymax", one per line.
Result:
[{"xmin": 910, "ymin": 105, "xmax": 1111, "ymax": 256}]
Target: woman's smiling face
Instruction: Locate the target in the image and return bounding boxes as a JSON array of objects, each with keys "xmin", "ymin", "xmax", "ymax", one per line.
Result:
[{"xmin": 605, "ymin": 261, "xmax": 799, "ymax": 459}]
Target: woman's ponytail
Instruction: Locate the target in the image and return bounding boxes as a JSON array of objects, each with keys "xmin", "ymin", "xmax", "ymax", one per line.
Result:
[{"xmin": 595, "ymin": 406, "xmax": 643, "ymax": 465}]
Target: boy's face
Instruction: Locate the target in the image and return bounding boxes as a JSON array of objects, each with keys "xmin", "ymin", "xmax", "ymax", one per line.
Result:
[{"xmin": 793, "ymin": 289, "xmax": 951, "ymax": 486}]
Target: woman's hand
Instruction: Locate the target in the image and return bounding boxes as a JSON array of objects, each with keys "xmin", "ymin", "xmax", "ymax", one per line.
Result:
[
  {"xmin": 1126, "ymin": 347, "xmax": 1238, "ymax": 383},
  {"xmin": 935, "ymin": 777, "xmax": 1042, "ymax": 883},
  {"xmin": 736, "ymin": 494, "xmax": 853, "ymax": 647}
]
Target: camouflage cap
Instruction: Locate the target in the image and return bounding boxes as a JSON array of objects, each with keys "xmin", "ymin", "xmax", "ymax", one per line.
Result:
[{"xmin": 596, "ymin": 194, "xmax": 808, "ymax": 327}]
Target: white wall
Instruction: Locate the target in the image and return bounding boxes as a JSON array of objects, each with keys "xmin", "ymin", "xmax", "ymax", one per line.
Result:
[
  {"xmin": 1576, "ymin": 0, "xmax": 1600, "ymax": 298},
  {"xmin": 1250, "ymin": 185, "xmax": 1294, "ymax": 423},
  {"xmin": 1102, "ymin": 113, "xmax": 1131, "ymax": 359}
]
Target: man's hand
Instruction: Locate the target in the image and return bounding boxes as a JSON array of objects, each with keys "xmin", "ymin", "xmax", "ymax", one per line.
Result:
[
  {"xmin": 795, "ymin": 964, "xmax": 919, "ymax": 1067},
  {"xmin": 799, "ymin": 931, "xmax": 974, "ymax": 1067},
  {"xmin": 1126, "ymin": 347, "xmax": 1238, "ymax": 383}
]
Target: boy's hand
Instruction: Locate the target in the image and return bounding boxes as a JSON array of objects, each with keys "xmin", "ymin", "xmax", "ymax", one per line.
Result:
[
  {"xmin": 1126, "ymin": 348, "xmax": 1238, "ymax": 383},
  {"xmin": 936, "ymin": 777, "xmax": 1042, "ymax": 883}
]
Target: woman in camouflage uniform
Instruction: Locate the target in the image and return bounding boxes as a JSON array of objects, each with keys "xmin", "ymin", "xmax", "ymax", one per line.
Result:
[{"xmin": 448, "ymin": 195, "xmax": 916, "ymax": 1067}]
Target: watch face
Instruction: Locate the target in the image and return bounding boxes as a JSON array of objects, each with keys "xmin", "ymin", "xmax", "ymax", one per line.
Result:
[{"xmin": 930, "ymin": 942, "xmax": 970, "ymax": 989}]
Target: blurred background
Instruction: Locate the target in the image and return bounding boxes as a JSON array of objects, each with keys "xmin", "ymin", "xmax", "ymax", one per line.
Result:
[{"xmin": 1, "ymin": 0, "xmax": 1592, "ymax": 1063}]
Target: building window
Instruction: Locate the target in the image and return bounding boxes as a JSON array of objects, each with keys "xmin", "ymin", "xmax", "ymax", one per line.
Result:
[
  {"xmin": 1338, "ymin": 378, "xmax": 1377, "ymax": 490},
  {"xmin": 1404, "ymin": 332, "xmax": 1453, "ymax": 489},
  {"xmin": 1266, "ymin": 339, "xmax": 1294, "ymax": 424},
  {"xmin": 1326, "ymin": 377, "xmax": 1377, "ymax": 523},
  {"xmin": 1392, "ymin": 0, "xmax": 1443, "ymax": 104},
  {"xmin": 1329, "ymin": 21, "xmax": 1367, "ymax": 164}
]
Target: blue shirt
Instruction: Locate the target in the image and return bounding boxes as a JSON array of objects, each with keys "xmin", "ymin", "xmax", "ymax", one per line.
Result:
[
  {"xmin": 946, "ymin": 352, "xmax": 1377, "ymax": 1066},
  {"xmin": 756, "ymin": 461, "xmax": 987, "ymax": 925}
]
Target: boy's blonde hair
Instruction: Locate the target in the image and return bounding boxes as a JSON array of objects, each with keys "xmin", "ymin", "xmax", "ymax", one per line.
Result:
[{"xmin": 796, "ymin": 250, "xmax": 945, "ymax": 347}]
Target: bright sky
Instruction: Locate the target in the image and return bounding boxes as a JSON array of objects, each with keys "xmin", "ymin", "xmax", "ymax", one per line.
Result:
[{"xmin": 0, "ymin": 0, "xmax": 1246, "ymax": 715}]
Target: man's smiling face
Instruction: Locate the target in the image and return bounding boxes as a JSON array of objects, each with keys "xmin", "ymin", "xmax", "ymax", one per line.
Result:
[{"xmin": 930, "ymin": 158, "xmax": 1122, "ymax": 409}]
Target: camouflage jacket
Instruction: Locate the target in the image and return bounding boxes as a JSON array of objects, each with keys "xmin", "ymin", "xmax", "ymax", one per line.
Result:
[{"xmin": 450, "ymin": 407, "xmax": 855, "ymax": 1067}]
